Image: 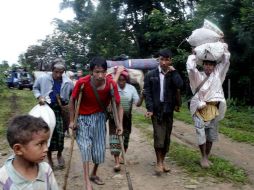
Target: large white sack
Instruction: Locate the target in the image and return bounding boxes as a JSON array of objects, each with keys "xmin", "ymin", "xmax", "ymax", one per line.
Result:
[
  {"xmin": 203, "ymin": 19, "xmax": 224, "ymax": 37},
  {"xmin": 194, "ymin": 42, "xmax": 228, "ymax": 65},
  {"xmin": 107, "ymin": 68, "xmax": 144, "ymax": 89},
  {"xmin": 29, "ymin": 104, "xmax": 56, "ymax": 147},
  {"xmin": 187, "ymin": 28, "xmax": 223, "ymax": 47}
]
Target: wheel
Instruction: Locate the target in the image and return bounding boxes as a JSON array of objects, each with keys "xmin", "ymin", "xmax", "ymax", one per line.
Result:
[{"xmin": 17, "ymin": 84, "xmax": 23, "ymax": 90}]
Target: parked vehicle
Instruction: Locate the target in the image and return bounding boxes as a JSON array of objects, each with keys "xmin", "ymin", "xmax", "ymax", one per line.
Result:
[{"xmin": 6, "ymin": 70, "xmax": 34, "ymax": 90}]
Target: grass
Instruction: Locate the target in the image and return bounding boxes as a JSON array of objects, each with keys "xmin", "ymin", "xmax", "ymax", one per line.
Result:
[
  {"xmin": 174, "ymin": 100, "xmax": 254, "ymax": 145},
  {"xmin": 132, "ymin": 111, "xmax": 249, "ymax": 184},
  {"xmin": 0, "ymin": 88, "xmax": 36, "ymax": 136}
]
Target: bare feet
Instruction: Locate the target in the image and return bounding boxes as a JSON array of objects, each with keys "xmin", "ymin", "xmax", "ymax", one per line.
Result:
[
  {"xmin": 163, "ymin": 164, "xmax": 171, "ymax": 172},
  {"xmin": 154, "ymin": 165, "xmax": 163, "ymax": 175},
  {"xmin": 200, "ymin": 158, "xmax": 210, "ymax": 168}
]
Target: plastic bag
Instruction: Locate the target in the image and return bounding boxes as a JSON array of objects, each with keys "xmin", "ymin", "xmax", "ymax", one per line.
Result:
[
  {"xmin": 187, "ymin": 28, "xmax": 223, "ymax": 47},
  {"xmin": 29, "ymin": 104, "xmax": 56, "ymax": 147},
  {"xmin": 194, "ymin": 42, "xmax": 227, "ymax": 65},
  {"xmin": 203, "ymin": 19, "xmax": 224, "ymax": 37}
]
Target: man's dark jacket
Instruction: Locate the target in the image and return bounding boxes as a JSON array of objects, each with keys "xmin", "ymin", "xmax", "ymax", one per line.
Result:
[{"xmin": 144, "ymin": 68, "xmax": 183, "ymax": 115}]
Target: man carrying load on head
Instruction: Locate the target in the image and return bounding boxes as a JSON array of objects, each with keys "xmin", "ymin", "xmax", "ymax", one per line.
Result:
[{"xmin": 186, "ymin": 46, "xmax": 230, "ymax": 168}]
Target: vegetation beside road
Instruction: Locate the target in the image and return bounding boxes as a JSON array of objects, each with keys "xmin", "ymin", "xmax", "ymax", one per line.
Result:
[
  {"xmin": 0, "ymin": 89, "xmax": 36, "ymax": 136},
  {"xmin": 133, "ymin": 112, "xmax": 248, "ymax": 184}
]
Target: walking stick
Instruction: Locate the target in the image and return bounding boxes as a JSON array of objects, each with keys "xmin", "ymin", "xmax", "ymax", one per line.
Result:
[
  {"xmin": 63, "ymin": 84, "xmax": 84, "ymax": 190},
  {"xmin": 110, "ymin": 83, "xmax": 134, "ymax": 190}
]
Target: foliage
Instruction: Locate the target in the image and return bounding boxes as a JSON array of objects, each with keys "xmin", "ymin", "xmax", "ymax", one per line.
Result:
[
  {"xmin": 0, "ymin": 62, "xmax": 9, "ymax": 92},
  {"xmin": 17, "ymin": 0, "xmax": 254, "ymax": 105}
]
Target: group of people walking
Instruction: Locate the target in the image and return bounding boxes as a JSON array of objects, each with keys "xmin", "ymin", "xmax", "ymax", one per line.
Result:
[{"xmin": 0, "ymin": 48, "xmax": 230, "ymax": 190}]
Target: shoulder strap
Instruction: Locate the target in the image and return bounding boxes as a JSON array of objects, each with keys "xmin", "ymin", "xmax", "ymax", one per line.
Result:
[
  {"xmin": 193, "ymin": 76, "xmax": 209, "ymax": 96},
  {"xmin": 90, "ymin": 77, "xmax": 107, "ymax": 112}
]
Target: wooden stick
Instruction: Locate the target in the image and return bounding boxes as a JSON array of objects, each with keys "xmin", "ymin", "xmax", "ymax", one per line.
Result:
[{"xmin": 63, "ymin": 84, "xmax": 84, "ymax": 190}]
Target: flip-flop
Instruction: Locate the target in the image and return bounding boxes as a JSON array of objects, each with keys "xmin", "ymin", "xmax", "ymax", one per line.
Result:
[{"xmin": 90, "ymin": 176, "xmax": 105, "ymax": 185}]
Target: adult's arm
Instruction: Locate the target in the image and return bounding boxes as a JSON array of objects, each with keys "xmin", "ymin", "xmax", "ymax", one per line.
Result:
[
  {"xmin": 68, "ymin": 79, "xmax": 82, "ymax": 129},
  {"xmin": 143, "ymin": 72, "xmax": 153, "ymax": 117},
  {"xmin": 32, "ymin": 77, "xmax": 42, "ymax": 99},
  {"xmin": 186, "ymin": 54, "xmax": 203, "ymax": 93},
  {"xmin": 68, "ymin": 97, "xmax": 76, "ymax": 129},
  {"xmin": 215, "ymin": 51, "xmax": 231, "ymax": 83},
  {"xmin": 32, "ymin": 77, "xmax": 46, "ymax": 105},
  {"xmin": 113, "ymin": 66, "xmax": 125, "ymax": 82}
]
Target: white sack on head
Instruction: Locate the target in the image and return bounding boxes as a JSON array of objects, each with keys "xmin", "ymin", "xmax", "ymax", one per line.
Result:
[
  {"xmin": 187, "ymin": 28, "xmax": 223, "ymax": 47},
  {"xmin": 194, "ymin": 42, "xmax": 228, "ymax": 65},
  {"xmin": 107, "ymin": 67, "xmax": 144, "ymax": 90},
  {"xmin": 29, "ymin": 104, "xmax": 56, "ymax": 147},
  {"xmin": 203, "ymin": 19, "xmax": 224, "ymax": 37}
]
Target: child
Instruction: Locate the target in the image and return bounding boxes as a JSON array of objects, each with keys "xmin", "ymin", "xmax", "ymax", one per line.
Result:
[{"xmin": 0, "ymin": 115, "xmax": 59, "ymax": 190}]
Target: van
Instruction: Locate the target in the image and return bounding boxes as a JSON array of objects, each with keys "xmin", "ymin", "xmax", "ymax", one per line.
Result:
[{"xmin": 6, "ymin": 70, "xmax": 34, "ymax": 90}]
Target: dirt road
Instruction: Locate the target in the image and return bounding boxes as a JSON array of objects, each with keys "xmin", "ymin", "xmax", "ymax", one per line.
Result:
[
  {"xmin": 0, "ymin": 120, "xmax": 253, "ymax": 190},
  {"xmin": 1, "ymin": 99, "xmax": 254, "ymax": 189}
]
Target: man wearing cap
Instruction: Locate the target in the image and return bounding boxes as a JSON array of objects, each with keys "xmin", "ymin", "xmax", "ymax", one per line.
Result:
[
  {"xmin": 33, "ymin": 58, "xmax": 74, "ymax": 169},
  {"xmin": 109, "ymin": 66, "xmax": 144, "ymax": 172},
  {"xmin": 144, "ymin": 49, "xmax": 183, "ymax": 175},
  {"xmin": 186, "ymin": 51, "xmax": 230, "ymax": 168}
]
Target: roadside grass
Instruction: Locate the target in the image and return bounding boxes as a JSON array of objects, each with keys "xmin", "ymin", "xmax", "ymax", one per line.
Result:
[
  {"xmin": 174, "ymin": 100, "xmax": 254, "ymax": 145},
  {"xmin": 133, "ymin": 111, "xmax": 249, "ymax": 184},
  {"xmin": 0, "ymin": 89, "xmax": 12, "ymax": 136},
  {"xmin": 0, "ymin": 89, "xmax": 36, "ymax": 137},
  {"xmin": 15, "ymin": 89, "xmax": 37, "ymax": 113}
]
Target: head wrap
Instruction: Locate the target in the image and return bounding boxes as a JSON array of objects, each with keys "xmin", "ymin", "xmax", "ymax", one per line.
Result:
[{"xmin": 114, "ymin": 66, "xmax": 129, "ymax": 80}]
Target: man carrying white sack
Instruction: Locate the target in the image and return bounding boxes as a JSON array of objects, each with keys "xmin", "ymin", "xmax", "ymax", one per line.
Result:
[
  {"xmin": 33, "ymin": 58, "xmax": 74, "ymax": 169},
  {"xmin": 186, "ymin": 45, "xmax": 230, "ymax": 168}
]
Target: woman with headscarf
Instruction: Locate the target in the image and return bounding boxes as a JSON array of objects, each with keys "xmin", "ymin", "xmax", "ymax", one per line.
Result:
[{"xmin": 109, "ymin": 66, "xmax": 144, "ymax": 172}]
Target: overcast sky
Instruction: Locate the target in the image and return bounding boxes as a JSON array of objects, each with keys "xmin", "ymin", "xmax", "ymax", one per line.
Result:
[{"xmin": 0, "ymin": 0, "xmax": 75, "ymax": 65}]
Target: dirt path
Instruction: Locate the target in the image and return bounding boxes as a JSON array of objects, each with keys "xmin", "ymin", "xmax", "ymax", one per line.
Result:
[
  {"xmin": 53, "ymin": 127, "xmax": 252, "ymax": 190},
  {"xmin": 1, "ymin": 97, "xmax": 254, "ymax": 190}
]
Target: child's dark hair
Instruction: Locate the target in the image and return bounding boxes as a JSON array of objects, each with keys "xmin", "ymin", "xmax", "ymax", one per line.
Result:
[
  {"xmin": 89, "ymin": 56, "xmax": 107, "ymax": 71},
  {"xmin": 7, "ymin": 115, "xmax": 50, "ymax": 148}
]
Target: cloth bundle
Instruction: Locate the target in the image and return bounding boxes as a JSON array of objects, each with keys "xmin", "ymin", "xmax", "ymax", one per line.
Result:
[
  {"xmin": 107, "ymin": 67, "xmax": 144, "ymax": 89},
  {"xmin": 187, "ymin": 19, "xmax": 227, "ymax": 64}
]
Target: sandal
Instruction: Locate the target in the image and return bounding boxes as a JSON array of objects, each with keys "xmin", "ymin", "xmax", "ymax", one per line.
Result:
[{"xmin": 90, "ymin": 176, "xmax": 105, "ymax": 185}]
